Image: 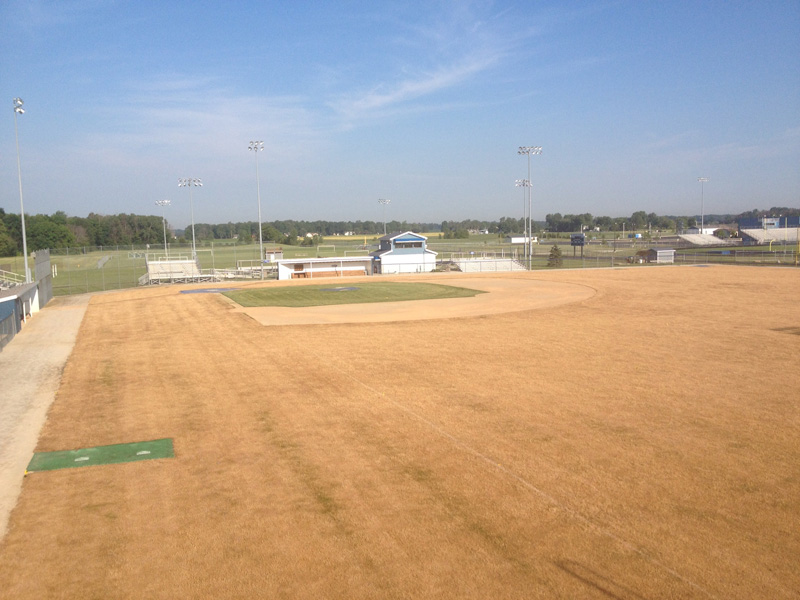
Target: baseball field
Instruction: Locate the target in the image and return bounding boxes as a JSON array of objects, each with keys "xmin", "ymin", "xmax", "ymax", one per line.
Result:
[{"xmin": 0, "ymin": 265, "xmax": 797, "ymax": 598}]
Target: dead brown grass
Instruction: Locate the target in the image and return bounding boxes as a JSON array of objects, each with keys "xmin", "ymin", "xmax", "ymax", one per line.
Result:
[{"xmin": 1, "ymin": 266, "xmax": 798, "ymax": 599}]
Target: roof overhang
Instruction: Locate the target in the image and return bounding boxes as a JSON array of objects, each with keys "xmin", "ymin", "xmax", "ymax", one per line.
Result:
[{"xmin": 276, "ymin": 256, "xmax": 373, "ymax": 265}]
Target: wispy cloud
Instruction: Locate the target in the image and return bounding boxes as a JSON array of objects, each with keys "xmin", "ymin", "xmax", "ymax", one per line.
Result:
[
  {"xmin": 76, "ymin": 75, "xmax": 326, "ymax": 172},
  {"xmin": 3, "ymin": 0, "xmax": 109, "ymax": 37},
  {"xmin": 328, "ymin": 2, "xmax": 527, "ymax": 124},
  {"xmin": 331, "ymin": 53, "xmax": 500, "ymax": 118}
]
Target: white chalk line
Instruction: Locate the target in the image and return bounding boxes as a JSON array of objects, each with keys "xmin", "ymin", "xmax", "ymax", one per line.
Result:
[{"xmin": 344, "ymin": 370, "xmax": 718, "ymax": 599}]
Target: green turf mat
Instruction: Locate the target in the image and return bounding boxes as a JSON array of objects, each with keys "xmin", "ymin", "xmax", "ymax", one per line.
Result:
[{"xmin": 26, "ymin": 438, "xmax": 174, "ymax": 473}]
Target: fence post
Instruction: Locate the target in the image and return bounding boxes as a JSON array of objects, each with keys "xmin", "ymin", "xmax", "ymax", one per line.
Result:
[{"xmin": 66, "ymin": 247, "xmax": 72, "ymax": 294}]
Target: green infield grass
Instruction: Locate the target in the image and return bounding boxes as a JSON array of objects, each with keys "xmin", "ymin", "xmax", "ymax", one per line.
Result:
[{"xmin": 223, "ymin": 281, "xmax": 485, "ymax": 307}]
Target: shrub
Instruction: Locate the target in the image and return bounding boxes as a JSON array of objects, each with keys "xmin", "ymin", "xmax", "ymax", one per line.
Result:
[{"xmin": 547, "ymin": 245, "xmax": 563, "ymax": 268}]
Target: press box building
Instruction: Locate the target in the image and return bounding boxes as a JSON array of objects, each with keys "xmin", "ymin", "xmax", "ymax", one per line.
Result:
[{"xmin": 371, "ymin": 232, "xmax": 438, "ymax": 274}]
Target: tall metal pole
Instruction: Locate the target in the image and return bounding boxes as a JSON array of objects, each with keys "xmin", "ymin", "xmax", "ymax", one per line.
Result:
[
  {"xmin": 378, "ymin": 199, "xmax": 391, "ymax": 235},
  {"xmin": 249, "ymin": 141, "xmax": 265, "ymax": 279},
  {"xmin": 698, "ymin": 177, "xmax": 709, "ymax": 233},
  {"xmin": 518, "ymin": 146, "xmax": 542, "ymax": 269},
  {"xmin": 155, "ymin": 200, "xmax": 171, "ymax": 258},
  {"xmin": 13, "ymin": 98, "xmax": 30, "ymax": 283},
  {"xmin": 515, "ymin": 179, "xmax": 530, "ymax": 262},
  {"xmin": 178, "ymin": 178, "xmax": 202, "ymax": 259}
]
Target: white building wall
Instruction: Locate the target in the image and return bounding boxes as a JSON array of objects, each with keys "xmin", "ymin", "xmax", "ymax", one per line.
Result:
[
  {"xmin": 506, "ymin": 236, "xmax": 537, "ymax": 244},
  {"xmin": 277, "ymin": 258, "xmax": 373, "ymax": 280},
  {"xmin": 379, "ymin": 252, "xmax": 437, "ymax": 274},
  {"xmin": 686, "ymin": 227, "xmax": 717, "ymax": 235},
  {"xmin": 277, "ymin": 262, "xmax": 294, "ymax": 280}
]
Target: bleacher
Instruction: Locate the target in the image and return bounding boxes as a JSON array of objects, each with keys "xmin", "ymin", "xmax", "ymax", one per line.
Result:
[
  {"xmin": 142, "ymin": 257, "xmax": 214, "ymax": 285},
  {"xmin": 740, "ymin": 228, "xmax": 798, "ymax": 245},
  {"xmin": 452, "ymin": 258, "xmax": 527, "ymax": 273},
  {"xmin": 677, "ymin": 234, "xmax": 736, "ymax": 246},
  {"xmin": 0, "ymin": 269, "xmax": 24, "ymax": 291}
]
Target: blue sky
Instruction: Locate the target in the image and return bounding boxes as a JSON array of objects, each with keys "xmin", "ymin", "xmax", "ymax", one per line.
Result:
[{"xmin": 1, "ymin": 1, "xmax": 798, "ymax": 228}]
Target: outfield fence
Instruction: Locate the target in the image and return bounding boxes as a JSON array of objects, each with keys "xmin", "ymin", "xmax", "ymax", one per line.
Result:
[
  {"xmin": 1, "ymin": 242, "xmax": 797, "ymax": 297},
  {"xmin": 673, "ymin": 249, "xmax": 799, "ymax": 266},
  {"xmin": 36, "ymin": 243, "xmax": 270, "ymax": 296}
]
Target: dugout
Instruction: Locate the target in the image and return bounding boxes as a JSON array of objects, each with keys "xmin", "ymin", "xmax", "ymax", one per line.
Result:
[
  {"xmin": 0, "ymin": 250, "xmax": 53, "ymax": 351},
  {"xmin": 276, "ymin": 256, "xmax": 374, "ymax": 280}
]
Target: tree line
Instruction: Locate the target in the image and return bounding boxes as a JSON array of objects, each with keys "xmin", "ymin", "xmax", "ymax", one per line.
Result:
[
  {"xmin": 1, "ymin": 207, "xmax": 797, "ymax": 256},
  {"xmin": 0, "ymin": 210, "xmax": 166, "ymax": 255},
  {"xmin": 0, "ymin": 209, "xmax": 443, "ymax": 254}
]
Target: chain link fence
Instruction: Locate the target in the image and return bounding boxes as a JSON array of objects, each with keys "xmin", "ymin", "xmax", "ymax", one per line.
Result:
[
  {"xmin": 2, "ymin": 242, "xmax": 796, "ymax": 297},
  {"xmin": 43, "ymin": 242, "xmax": 266, "ymax": 296}
]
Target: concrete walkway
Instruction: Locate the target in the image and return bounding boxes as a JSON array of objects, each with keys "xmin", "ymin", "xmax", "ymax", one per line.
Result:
[{"xmin": 0, "ymin": 294, "xmax": 90, "ymax": 540}]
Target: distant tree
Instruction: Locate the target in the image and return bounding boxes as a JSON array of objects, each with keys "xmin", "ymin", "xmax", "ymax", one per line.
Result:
[
  {"xmin": 67, "ymin": 223, "xmax": 90, "ymax": 246},
  {"xmin": 655, "ymin": 216, "xmax": 676, "ymax": 231},
  {"xmin": 595, "ymin": 216, "xmax": 613, "ymax": 231},
  {"xmin": 236, "ymin": 224, "xmax": 252, "ymax": 242},
  {"xmin": 630, "ymin": 211, "xmax": 647, "ymax": 230},
  {"xmin": 262, "ymin": 224, "xmax": 283, "ymax": 243},
  {"xmin": 546, "ymin": 245, "xmax": 563, "ymax": 268},
  {"xmin": 26, "ymin": 217, "xmax": 76, "ymax": 250},
  {"xmin": 545, "ymin": 213, "xmax": 562, "ymax": 231},
  {"xmin": 0, "ymin": 219, "xmax": 17, "ymax": 256}
]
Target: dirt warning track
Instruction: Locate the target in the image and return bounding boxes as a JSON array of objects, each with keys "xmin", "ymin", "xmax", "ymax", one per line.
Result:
[{"xmin": 0, "ymin": 266, "xmax": 798, "ymax": 599}]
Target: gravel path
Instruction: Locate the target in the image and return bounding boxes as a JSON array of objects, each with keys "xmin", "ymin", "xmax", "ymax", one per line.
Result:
[{"xmin": 0, "ymin": 294, "xmax": 89, "ymax": 540}]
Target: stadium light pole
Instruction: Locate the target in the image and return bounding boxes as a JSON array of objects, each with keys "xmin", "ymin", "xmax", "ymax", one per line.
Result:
[
  {"xmin": 515, "ymin": 179, "xmax": 530, "ymax": 262},
  {"xmin": 378, "ymin": 198, "xmax": 391, "ymax": 235},
  {"xmin": 178, "ymin": 178, "xmax": 202, "ymax": 259},
  {"xmin": 13, "ymin": 97, "xmax": 31, "ymax": 283},
  {"xmin": 698, "ymin": 177, "xmax": 709, "ymax": 233},
  {"xmin": 155, "ymin": 200, "xmax": 171, "ymax": 258},
  {"xmin": 249, "ymin": 141, "xmax": 265, "ymax": 279},
  {"xmin": 518, "ymin": 146, "xmax": 542, "ymax": 269}
]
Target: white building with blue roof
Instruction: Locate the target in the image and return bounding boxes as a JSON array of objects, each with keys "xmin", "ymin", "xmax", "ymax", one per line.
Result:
[{"xmin": 371, "ymin": 231, "xmax": 438, "ymax": 274}]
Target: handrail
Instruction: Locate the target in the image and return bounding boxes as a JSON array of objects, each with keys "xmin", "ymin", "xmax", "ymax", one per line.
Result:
[{"xmin": 0, "ymin": 269, "xmax": 24, "ymax": 285}]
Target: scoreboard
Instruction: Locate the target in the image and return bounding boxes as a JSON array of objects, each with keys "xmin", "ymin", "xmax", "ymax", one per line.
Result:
[{"xmin": 570, "ymin": 233, "xmax": 586, "ymax": 247}]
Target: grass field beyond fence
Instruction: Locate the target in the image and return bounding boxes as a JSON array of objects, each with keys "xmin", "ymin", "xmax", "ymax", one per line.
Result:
[{"xmin": 1, "ymin": 236, "xmax": 796, "ymax": 296}]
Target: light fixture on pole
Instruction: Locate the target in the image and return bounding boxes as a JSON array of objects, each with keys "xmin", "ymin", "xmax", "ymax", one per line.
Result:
[
  {"xmin": 249, "ymin": 141, "xmax": 265, "ymax": 279},
  {"xmin": 518, "ymin": 146, "xmax": 542, "ymax": 268},
  {"xmin": 378, "ymin": 199, "xmax": 391, "ymax": 235},
  {"xmin": 13, "ymin": 97, "xmax": 30, "ymax": 283},
  {"xmin": 178, "ymin": 178, "xmax": 202, "ymax": 259},
  {"xmin": 697, "ymin": 177, "xmax": 709, "ymax": 233},
  {"xmin": 515, "ymin": 179, "xmax": 530, "ymax": 262},
  {"xmin": 155, "ymin": 200, "xmax": 171, "ymax": 258}
]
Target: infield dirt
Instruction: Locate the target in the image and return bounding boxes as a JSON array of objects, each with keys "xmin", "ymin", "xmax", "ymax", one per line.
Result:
[{"xmin": 0, "ymin": 266, "xmax": 797, "ymax": 599}]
